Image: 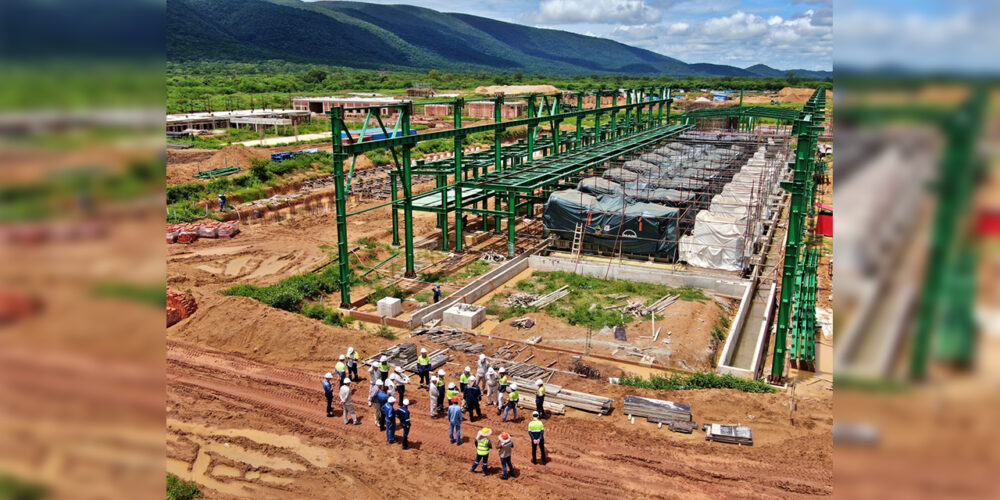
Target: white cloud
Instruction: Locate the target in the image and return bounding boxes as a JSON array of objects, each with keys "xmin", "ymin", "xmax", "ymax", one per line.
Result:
[
  {"xmin": 666, "ymin": 22, "xmax": 690, "ymax": 35},
  {"xmin": 535, "ymin": 0, "xmax": 662, "ymax": 25}
]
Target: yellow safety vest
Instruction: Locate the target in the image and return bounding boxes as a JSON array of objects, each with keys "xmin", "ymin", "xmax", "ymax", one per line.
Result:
[
  {"xmin": 476, "ymin": 438, "xmax": 490, "ymax": 456},
  {"xmin": 509, "ymin": 390, "xmax": 519, "ymax": 402},
  {"xmin": 460, "ymin": 373, "xmax": 470, "ymax": 383},
  {"xmin": 528, "ymin": 419, "xmax": 544, "ymax": 432},
  {"xmin": 446, "ymin": 389, "xmax": 459, "ymax": 400},
  {"xmin": 418, "ymin": 355, "xmax": 430, "ymax": 366},
  {"xmin": 537, "ymin": 386, "xmax": 545, "ymax": 396},
  {"xmin": 437, "ymin": 379, "xmax": 445, "ymax": 387},
  {"xmin": 499, "ymin": 375, "xmax": 508, "ymax": 385},
  {"xmin": 380, "ymin": 362, "xmax": 390, "ymax": 372},
  {"xmin": 335, "ymin": 361, "xmax": 346, "ymax": 373}
]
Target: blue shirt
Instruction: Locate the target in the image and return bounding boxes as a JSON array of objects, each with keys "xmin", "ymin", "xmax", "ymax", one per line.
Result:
[
  {"xmin": 375, "ymin": 390, "xmax": 389, "ymax": 406},
  {"xmin": 448, "ymin": 404, "xmax": 463, "ymax": 425},
  {"xmin": 465, "ymin": 385, "xmax": 481, "ymax": 404},
  {"xmin": 322, "ymin": 379, "xmax": 333, "ymax": 395},
  {"xmin": 529, "ymin": 428, "xmax": 544, "ymax": 440},
  {"xmin": 382, "ymin": 403, "xmax": 395, "ymax": 426},
  {"xmin": 395, "ymin": 407, "xmax": 411, "ymax": 428}
]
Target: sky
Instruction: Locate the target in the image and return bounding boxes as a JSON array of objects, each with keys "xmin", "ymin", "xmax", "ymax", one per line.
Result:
[{"xmin": 328, "ymin": 0, "xmax": 833, "ymax": 71}]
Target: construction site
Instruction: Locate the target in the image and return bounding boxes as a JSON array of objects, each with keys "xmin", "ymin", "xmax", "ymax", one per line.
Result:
[{"xmin": 166, "ymin": 85, "xmax": 833, "ymax": 498}]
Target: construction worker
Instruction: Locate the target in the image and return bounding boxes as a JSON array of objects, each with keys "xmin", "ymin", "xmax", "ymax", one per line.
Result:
[
  {"xmin": 340, "ymin": 378, "xmax": 359, "ymax": 425},
  {"xmin": 496, "ymin": 368, "xmax": 509, "ymax": 411},
  {"xmin": 448, "ymin": 396, "xmax": 463, "ymax": 445},
  {"xmin": 535, "ymin": 379, "xmax": 546, "ymax": 418},
  {"xmin": 335, "ymin": 355, "xmax": 347, "ymax": 386},
  {"xmin": 469, "ymin": 427, "xmax": 492, "ymax": 475},
  {"xmin": 459, "ymin": 366, "xmax": 472, "ymax": 394},
  {"xmin": 476, "ymin": 353, "xmax": 490, "ymax": 391},
  {"xmin": 435, "ymin": 370, "xmax": 447, "ymax": 414},
  {"xmin": 378, "ymin": 356, "xmax": 391, "ymax": 382},
  {"xmin": 528, "ymin": 412, "xmax": 546, "ymax": 464},
  {"xmin": 497, "ymin": 432, "xmax": 514, "ymax": 480},
  {"xmin": 390, "ymin": 366, "xmax": 409, "ymax": 401},
  {"xmin": 502, "ymin": 383, "xmax": 519, "ymax": 422},
  {"xmin": 346, "ymin": 347, "xmax": 360, "ymax": 381},
  {"xmin": 367, "ymin": 363, "xmax": 380, "ymax": 406},
  {"xmin": 384, "ymin": 381, "xmax": 395, "ymax": 407},
  {"xmin": 446, "ymin": 382, "xmax": 460, "ymax": 403},
  {"xmin": 383, "ymin": 396, "xmax": 396, "ymax": 444},
  {"xmin": 485, "ymin": 367, "xmax": 499, "ymax": 407},
  {"xmin": 428, "ymin": 375, "xmax": 440, "ymax": 418},
  {"xmin": 432, "ymin": 284, "xmax": 442, "ymax": 303},
  {"xmin": 374, "ymin": 380, "xmax": 389, "ymax": 431},
  {"xmin": 416, "ymin": 348, "xmax": 431, "ymax": 389},
  {"xmin": 465, "ymin": 376, "xmax": 483, "ymax": 421},
  {"xmin": 396, "ymin": 399, "xmax": 412, "ymax": 449},
  {"xmin": 217, "ymin": 193, "xmax": 226, "ymax": 211},
  {"xmin": 322, "ymin": 372, "xmax": 335, "ymax": 417}
]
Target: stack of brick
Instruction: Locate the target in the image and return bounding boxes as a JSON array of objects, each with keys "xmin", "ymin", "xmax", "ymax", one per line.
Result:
[
  {"xmin": 166, "ymin": 288, "xmax": 197, "ymax": 327},
  {"xmin": 167, "ymin": 221, "xmax": 240, "ymax": 244}
]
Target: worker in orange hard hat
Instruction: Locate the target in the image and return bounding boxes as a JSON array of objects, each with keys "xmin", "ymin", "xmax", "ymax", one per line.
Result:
[{"xmin": 497, "ymin": 431, "xmax": 515, "ymax": 480}]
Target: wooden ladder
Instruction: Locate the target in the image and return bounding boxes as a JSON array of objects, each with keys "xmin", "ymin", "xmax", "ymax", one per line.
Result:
[{"xmin": 570, "ymin": 222, "xmax": 585, "ymax": 257}]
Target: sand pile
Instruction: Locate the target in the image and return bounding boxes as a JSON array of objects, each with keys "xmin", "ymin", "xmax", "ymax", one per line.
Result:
[{"xmin": 474, "ymin": 84, "xmax": 561, "ymax": 95}]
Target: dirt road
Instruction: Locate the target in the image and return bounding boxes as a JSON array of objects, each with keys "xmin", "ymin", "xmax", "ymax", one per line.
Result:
[{"xmin": 167, "ymin": 339, "xmax": 831, "ymax": 499}]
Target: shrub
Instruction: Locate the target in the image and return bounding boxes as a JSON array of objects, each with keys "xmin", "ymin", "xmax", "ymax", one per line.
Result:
[
  {"xmin": 166, "ymin": 474, "xmax": 202, "ymax": 500},
  {"xmin": 617, "ymin": 372, "xmax": 777, "ymax": 394},
  {"xmin": 370, "ymin": 284, "xmax": 406, "ymax": 302},
  {"xmin": 249, "ymin": 158, "xmax": 271, "ymax": 182},
  {"xmin": 373, "ymin": 324, "xmax": 396, "ymax": 339}
]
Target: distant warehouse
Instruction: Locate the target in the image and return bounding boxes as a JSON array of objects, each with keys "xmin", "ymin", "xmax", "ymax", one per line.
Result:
[
  {"xmin": 165, "ymin": 109, "xmax": 311, "ymax": 134},
  {"xmin": 466, "ymin": 101, "xmax": 526, "ymax": 119},
  {"xmin": 292, "ymin": 96, "xmax": 407, "ymax": 118}
]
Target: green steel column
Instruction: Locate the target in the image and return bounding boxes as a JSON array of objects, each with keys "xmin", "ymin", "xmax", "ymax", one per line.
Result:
[
  {"xmin": 401, "ymin": 107, "xmax": 416, "ymax": 278},
  {"xmin": 527, "ymin": 95, "xmax": 537, "ymax": 163},
  {"xmin": 625, "ymin": 91, "xmax": 632, "ymax": 134},
  {"xmin": 666, "ymin": 89, "xmax": 672, "ymax": 123},
  {"xmin": 611, "ymin": 91, "xmax": 618, "ymax": 137},
  {"xmin": 438, "ymin": 172, "xmax": 448, "ymax": 250},
  {"xmin": 594, "ymin": 90, "xmax": 602, "ymax": 143},
  {"xmin": 576, "ymin": 93, "xmax": 583, "ymax": 148},
  {"xmin": 390, "ymin": 171, "xmax": 399, "ymax": 246},
  {"xmin": 330, "ymin": 107, "xmax": 352, "ymax": 307},
  {"xmin": 507, "ymin": 189, "xmax": 517, "ymax": 257},
  {"xmin": 453, "ymin": 97, "xmax": 464, "ymax": 251},
  {"xmin": 493, "ymin": 95, "xmax": 504, "ymax": 231}
]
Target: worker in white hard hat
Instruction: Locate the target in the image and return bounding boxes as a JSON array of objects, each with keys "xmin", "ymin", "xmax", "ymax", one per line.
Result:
[
  {"xmin": 395, "ymin": 399, "xmax": 412, "ymax": 449},
  {"xmin": 346, "ymin": 347, "xmax": 360, "ymax": 381},
  {"xmin": 485, "ymin": 366, "xmax": 499, "ymax": 407},
  {"xmin": 476, "ymin": 353, "xmax": 490, "ymax": 391},
  {"xmin": 535, "ymin": 378, "xmax": 547, "ymax": 418},
  {"xmin": 383, "ymin": 396, "xmax": 397, "ymax": 444},
  {"xmin": 390, "ymin": 366, "xmax": 409, "ymax": 401},
  {"xmin": 465, "ymin": 376, "xmax": 483, "ymax": 421},
  {"xmin": 428, "ymin": 375, "xmax": 441, "ymax": 418},
  {"xmin": 495, "ymin": 367, "xmax": 509, "ymax": 410},
  {"xmin": 460, "ymin": 366, "xmax": 472, "ymax": 394},
  {"xmin": 528, "ymin": 411, "xmax": 546, "ymax": 464},
  {"xmin": 368, "ymin": 372, "xmax": 381, "ymax": 406},
  {"xmin": 435, "ymin": 369, "xmax": 447, "ymax": 412},
  {"xmin": 502, "ymin": 383, "xmax": 520, "ymax": 422},
  {"xmin": 416, "ymin": 347, "xmax": 431, "ymax": 388},
  {"xmin": 446, "ymin": 382, "xmax": 459, "ymax": 403},
  {"xmin": 322, "ymin": 372, "xmax": 335, "ymax": 417},
  {"xmin": 340, "ymin": 378, "xmax": 359, "ymax": 425},
  {"xmin": 367, "ymin": 362, "xmax": 379, "ymax": 393},
  {"xmin": 335, "ymin": 354, "xmax": 347, "ymax": 386},
  {"xmin": 378, "ymin": 355, "xmax": 391, "ymax": 382},
  {"xmin": 374, "ymin": 380, "xmax": 390, "ymax": 431}
]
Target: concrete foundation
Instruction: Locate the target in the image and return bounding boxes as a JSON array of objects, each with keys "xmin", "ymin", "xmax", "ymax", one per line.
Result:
[
  {"xmin": 377, "ymin": 297, "xmax": 402, "ymax": 318},
  {"xmin": 442, "ymin": 304, "xmax": 486, "ymax": 329}
]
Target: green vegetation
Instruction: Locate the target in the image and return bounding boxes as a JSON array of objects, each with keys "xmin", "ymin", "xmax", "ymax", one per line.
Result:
[
  {"xmin": 167, "ymin": 152, "xmax": 329, "ymax": 223},
  {"xmin": 372, "ymin": 324, "xmax": 396, "ymax": 339},
  {"xmin": 0, "ymin": 473, "xmax": 48, "ymax": 500},
  {"xmin": 93, "ymin": 282, "xmax": 166, "ymax": 308},
  {"xmin": 369, "ymin": 283, "xmax": 406, "ymax": 302},
  {"xmin": 166, "ymin": 474, "xmax": 202, "ymax": 500},
  {"xmin": 494, "ymin": 271, "xmax": 707, "ymax": 330},
  {"xmin": 223, "ymin": 265, "xmax": 350, "ymax": 313},
  {"xmin": 618, "ymin": 372, "xmax": 777, "ymax": 394}
]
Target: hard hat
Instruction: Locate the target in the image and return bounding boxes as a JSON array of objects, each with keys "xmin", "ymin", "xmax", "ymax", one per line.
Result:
[
  {"xmin": 500, "ymin": 432, "xmax": 509, "ymax": 439},
  {"xmin": 448, "ymin": 382, "xmax": 456, "ymax": 389},
  {"xmin": 344, "ymin": 378, "xmax": 351, "ymax": 384},
  {"xmin": 479, "ymin": 353, "xmax": 486, "ymax": 360},
  {"xmin": 402, "ymin": 399, "xmax": 410, "ymax": 406},
  {"xmin": 498, "ymin": 367, "xmax": 506, "ymax": 373},
  {"xmin": 536, "ymin": 379, "xmax": 543, "ymax": 386},
  {"xmin": 339, "ymin": 354, "xmax": 345, "ymax": 360},
  {"xmin": 376, "ymin": 379, "xmax": 384, "ymax": 386},
  {"xmin": 451, "ymin": 396, "xmax": 460, "ymax": 403},
  {"xmin": 510, "ymin": 383, "xmax": 518, "ymax": 390},
  {"xmin": 324, "ymin": 372, "xmax": 333, "ymax": 378},
  {"xmin": 421, "ymin": 348, "xmax": 427, "ymax": 354},
  {"xmin": 388, "ymin": 396, "xmax": 396, "ymax": 403},
  {"xmin": 464, "ymin": 366, "xmax": 471, "ymax": 372},
  {"xmin": 438, "ymin": 369, "xmax": 446, "ymax": 376},
  {"xmin": 532, "ymin": 411, "xmax": 539, "ymax": 418},
  {"xmin": 386, "ymin": 381, "xmax": 394, "ymax": 388},
  {"xmin": 481, "ymin": 427, "xmax": 491, "ymax": 435},
  {"xmin": 468, "ymin": 376, "xmax": 476, "ymax": 383},
  {"xmin": 430, "ymin": 376, "xmax": 438, "ymax": 382},
  {"xmin": 347, "ymin": 347, "xmax": 355, "ymax": 354},
  {"xmin": 380, "ymin": 355, "xmax": 388, "ymax": 362},
  {"xmin": 395, "ymin": 366, "xmax": 402, "ymax": 373}
]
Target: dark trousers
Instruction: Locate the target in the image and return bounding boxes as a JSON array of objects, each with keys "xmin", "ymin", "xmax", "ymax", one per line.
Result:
[
  {"xmin": 460, "ymin": 382, "xmax": 467, "ymax": 394},
  {"xmin": 376, "ymin": 407, "xmax": 385, "ymax": 431},
  {"xmin": 536, "ymin": 395, "xmax": 545, "ymax": 417},
  {"xmin": 397, "ymin": 386, "xmax": 405, "ymax": 401},
  {"xmin": 337, "ymin": 371, "xmax": 345, "ymax": 386},
  {"xmin": 531, "ymin": 436, "xmax": 547, "ymax": 463},
  {"xmin": 380, "ymin": 371, "xmax": 388, "ymax": 383},
  {"xmin": 348, "ymin": 363, "xmax": 358, "ymax": 381},
  {"xmin": 401, "ymin": 424, "xmax": 410, "ymax": 447},
  {"xmin": 436, "ymin": 391, "xmax": 445, "ymax": 412},
  {"xmin": 325, "ymin": 392, "xmax": 334, "ymax": 415},
  {"xmin": 471, "ymin": 453, "xmax": 489, "ymax": 472},
  {"xmin": 500, "ymin": 456, "xmax": 513, "ymax": 477},
  {"xmin": 468, "ymin": 401, "xmax": 483, "ymax": 420},
  {"xmin": 386, "ymin": 423, "xmax": 395, "ymax": 443},
  {"xmin": 417, "ymin": 367, "xmax": 430, "ymax": 386}
]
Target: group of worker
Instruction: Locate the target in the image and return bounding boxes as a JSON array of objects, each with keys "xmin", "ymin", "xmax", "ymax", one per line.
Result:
[{"xmin": 321, "ymin": 344, "xmax": 550, "ymax": 477}]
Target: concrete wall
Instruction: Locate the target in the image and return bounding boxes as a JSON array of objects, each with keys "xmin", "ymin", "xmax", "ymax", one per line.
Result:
[
  {"xmin": 527, "ymin": 255, "xmax": 749, "ymax": 297},
  {"xmin": 716, "ymin": 277, "xmax": 756, "ymax": 373}
]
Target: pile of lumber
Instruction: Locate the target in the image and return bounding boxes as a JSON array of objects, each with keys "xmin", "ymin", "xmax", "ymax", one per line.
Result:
[
  {"xmin": 623, "ymin": 395, "xmax": 692, "ymax": 423},
  {"xmin": 363, "ymin": 342, "xmax": 418, "ymax": 367},
  {"xmin": 504, "ymin": 293, "xmax": 539, "ymax": 307},
  {"xmin": 646, "ymin": 294, "xmax": 679, "ymax": 314},
  {"xmin": 416, "ymin": 328, "xmax": 486, "ymax": 353},
  {"xmin": 703, "ymin": 424, "xmax": 753, "ymax": 445},
  {"xmin": 510, "ymin": 317, "xmax": 535, "ymax": 329},
  {"xmin": 530, "ymin": 286, "xmax": 569, "ymax": 308},
  {"xmin": 510, "ymin": 377, "xmax": 614, "ymax": 414}
]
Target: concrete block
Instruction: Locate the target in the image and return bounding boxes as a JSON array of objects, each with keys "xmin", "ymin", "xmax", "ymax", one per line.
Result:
[
  {"xmin": 442, "ymin": 303, "xmax": 486, "ymax": 329},
  {"xmin": 377, "ymin": 297, "xmax": 402, "ymax": 318}
]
